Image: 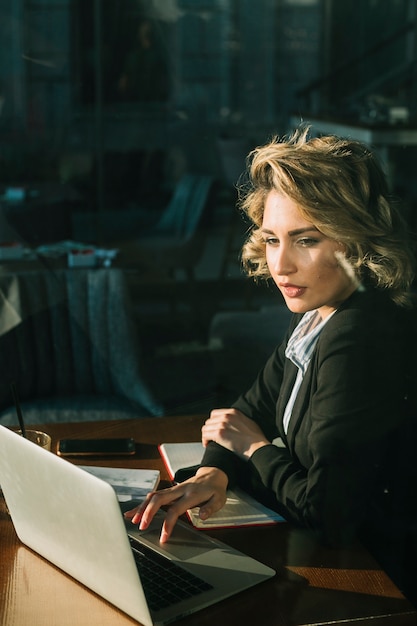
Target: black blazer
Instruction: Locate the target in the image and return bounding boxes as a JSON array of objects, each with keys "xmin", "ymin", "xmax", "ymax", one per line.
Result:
[{"xmin": 201, "ymin": 289, "xmax": 417, "ymax": 549}]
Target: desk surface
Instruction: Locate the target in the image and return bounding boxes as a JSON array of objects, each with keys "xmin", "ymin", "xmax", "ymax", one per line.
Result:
[{"xmin": 1, "ymin": 415, "xmax": 416, "ymax": 626}]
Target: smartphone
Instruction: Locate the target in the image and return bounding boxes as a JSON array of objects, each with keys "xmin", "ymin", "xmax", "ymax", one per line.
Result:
[{"xmin": 57, "ymin": 437, "xmax": 136, "ymax": 457}]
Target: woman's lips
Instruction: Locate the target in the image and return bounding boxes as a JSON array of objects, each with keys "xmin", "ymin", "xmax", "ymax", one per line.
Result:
[{"xmin": 280, "ymin": 284, "xmax": 306, "ymax": 298}]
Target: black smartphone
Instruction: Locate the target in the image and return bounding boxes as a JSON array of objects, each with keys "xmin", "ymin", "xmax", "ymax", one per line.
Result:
[{"xmin": 57, "ymin": 437, "xmax": 136, "ymax": 457}]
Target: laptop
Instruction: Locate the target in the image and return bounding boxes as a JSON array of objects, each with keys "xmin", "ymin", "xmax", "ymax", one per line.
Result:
[{"xmin": 0, "ymin": 425, "xmax": 275, "ymax": 625}]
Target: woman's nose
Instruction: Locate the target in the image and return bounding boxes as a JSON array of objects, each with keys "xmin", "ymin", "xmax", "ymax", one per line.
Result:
[{"xmin": 270, "ymin": 246, "xmax": 295, "ymax": 276}]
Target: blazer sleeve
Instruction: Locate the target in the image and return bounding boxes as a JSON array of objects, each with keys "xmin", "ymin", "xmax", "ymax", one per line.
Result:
[{"xmin": 200, "ymin": 318, "xmax": 297, "ymax": 487}]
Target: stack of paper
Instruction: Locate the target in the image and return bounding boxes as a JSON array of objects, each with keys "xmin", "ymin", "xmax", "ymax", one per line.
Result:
[{"xmin": 79, "ymin": 466, "xmax": 160, "ymax": 503}]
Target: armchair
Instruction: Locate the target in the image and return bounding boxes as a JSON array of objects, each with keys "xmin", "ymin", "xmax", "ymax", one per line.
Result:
[{"xmin": 0, "ymin": 268, "xmax": 163, "ymax": 424}]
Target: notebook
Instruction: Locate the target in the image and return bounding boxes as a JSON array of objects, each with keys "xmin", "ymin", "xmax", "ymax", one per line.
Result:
[
  {"xmin": 78, "ymin": 465, "xmax": 160, "ymax": 503},
  {"xmin": 159, "ymin": 441, "xmax": 285, "ymax": 528},
  {"xmin": 0, "ymin": 426, "xmax": 275, "ymax": 626}
]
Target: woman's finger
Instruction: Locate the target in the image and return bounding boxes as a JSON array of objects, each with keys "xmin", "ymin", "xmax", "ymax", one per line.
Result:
[
  {"xmin": 124, "ymin": 490, "xmax": 158, "ymax": 523},
  {"xmin": 160, "ymin": 485, "xmax": 227, "ymax": 542}
]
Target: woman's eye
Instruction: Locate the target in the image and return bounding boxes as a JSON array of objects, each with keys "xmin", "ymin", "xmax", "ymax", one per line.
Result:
[
  {"xmin": 264, "ymin": 237, "xmax": 279, "ymax": 246},
  {"xmin": 298, "ymin": 237, "xmax": 319, "ymax": 247}
]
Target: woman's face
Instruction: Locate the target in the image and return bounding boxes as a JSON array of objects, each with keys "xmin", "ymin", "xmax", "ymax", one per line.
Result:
[{"xmin": 262, "ymin": 191, "xmax": 356, "ymax": 319}]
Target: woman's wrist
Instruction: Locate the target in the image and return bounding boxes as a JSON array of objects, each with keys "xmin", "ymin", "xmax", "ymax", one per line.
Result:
[
  {"xmin": 195, "ymin": 465, "xmax": 228, "ymax": 489},
  {"xmin": 244, "ymin": 440, "xmax": 270, "ymax": 459}
]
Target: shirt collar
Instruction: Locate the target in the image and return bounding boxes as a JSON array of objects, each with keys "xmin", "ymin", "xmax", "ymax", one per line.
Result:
[{"xmin": 285, "ymin": 309, "xmax": 334, "ymax": 374}]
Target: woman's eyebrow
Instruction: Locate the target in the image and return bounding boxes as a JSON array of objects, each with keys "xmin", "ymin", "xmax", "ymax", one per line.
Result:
[
  {"xmin": 288, "ymin": 227, "xmax": 320, "ymax": 236},
  {"xmin": 260, "ymin": 227, "xmax": 319, "ymax": 236}
]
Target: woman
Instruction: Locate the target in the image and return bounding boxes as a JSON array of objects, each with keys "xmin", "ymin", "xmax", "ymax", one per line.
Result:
[{"xmin": 126, "ymin": 127, "xmax": 417, "ymax": 600}]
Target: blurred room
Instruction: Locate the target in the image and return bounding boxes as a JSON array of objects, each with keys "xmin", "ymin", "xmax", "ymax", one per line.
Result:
[{"xmin": 1, "ymin": 0, "xmax": 416, "ymax": 420}]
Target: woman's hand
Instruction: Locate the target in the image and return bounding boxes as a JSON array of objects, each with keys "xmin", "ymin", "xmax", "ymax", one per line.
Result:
[
  {"xmin": 202, "ymin": 408, "xmax": 270, "ymax": 458},
  {"xmin": 124, "ymin": 466, "xmax": 228, "ymax": 543}
]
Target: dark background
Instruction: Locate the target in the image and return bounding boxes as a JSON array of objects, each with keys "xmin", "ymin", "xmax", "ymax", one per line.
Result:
[{"xmin": 1, "ymin": 0, "xmax": 416, "ymax": 414}]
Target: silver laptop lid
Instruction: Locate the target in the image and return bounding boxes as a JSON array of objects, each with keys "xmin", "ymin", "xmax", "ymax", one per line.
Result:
[{"xmin": 0, "ymin": 425, "xmax": 153, "ymax": 626}]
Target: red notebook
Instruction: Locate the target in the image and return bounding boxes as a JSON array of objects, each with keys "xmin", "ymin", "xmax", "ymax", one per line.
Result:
[{"xmin": 159, "ymin": 442, "xmax": 284, "ymax": 529}]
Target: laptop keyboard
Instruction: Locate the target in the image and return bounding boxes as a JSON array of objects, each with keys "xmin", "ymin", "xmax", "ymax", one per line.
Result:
[{"xmin": 129, "ymin": 538, "xmax": 213, "ymax": 612}]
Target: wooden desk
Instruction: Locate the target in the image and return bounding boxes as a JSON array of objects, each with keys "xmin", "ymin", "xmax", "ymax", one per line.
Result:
[{"xmin": 1, "ymin": 415, "xmax": 416, "ymax": 626}]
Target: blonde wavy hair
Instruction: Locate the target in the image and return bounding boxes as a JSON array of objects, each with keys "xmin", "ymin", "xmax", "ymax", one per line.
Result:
[{"xmin": 239, "ymin": 126, "xmax": 415, "ymax": 307}]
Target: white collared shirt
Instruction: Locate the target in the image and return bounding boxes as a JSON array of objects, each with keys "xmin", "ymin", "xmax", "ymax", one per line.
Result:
[{"xmin": 282, "ymin": 309, "xmax": 335, "ymax": 434}]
